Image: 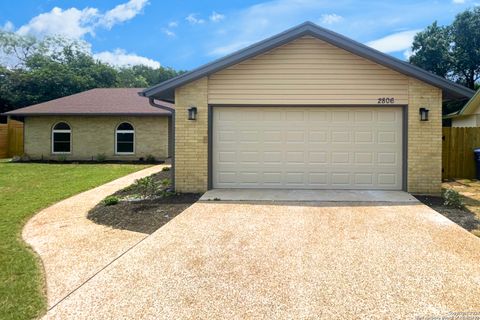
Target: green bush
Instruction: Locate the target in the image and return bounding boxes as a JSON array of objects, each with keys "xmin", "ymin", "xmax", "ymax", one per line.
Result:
[
  {"xmin": 102, "ymin": 195, "xmax": 119, "ymax": 206},
  {"xmin": 134, "ymin": 176, "xmax": 159, "ymax": 198},
  {"xmin": 162, "ymin": 166, "xmax": 170, "ymax": 171},
  {"xmin": 160, "ymin": 178, "xmax": 171, "ymax": 188},
  {"xmin": 57, "ymin": 154, "xmax": 67, "ymax": 162},
  {"xmin": 443, "ymin": 189, "xmax": 463, "ymax": 208},
  {"xmin": 145, "ymin": 154, "xmax": 156, "ymax": 163},
  {"xmin": 96, "ymin": 153, "xmax": 106, "ymax": 162}
]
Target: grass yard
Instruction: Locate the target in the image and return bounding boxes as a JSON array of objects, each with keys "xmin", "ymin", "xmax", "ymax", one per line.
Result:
[{"xmin": 0, "ymin": 161, "xmax": 149, "ymax": 320}]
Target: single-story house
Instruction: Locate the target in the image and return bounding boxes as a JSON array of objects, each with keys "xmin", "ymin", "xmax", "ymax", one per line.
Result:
[
  {"xmin": 140, "ymin": 22, "xmax": 474, "ymax": 195},
  {"xmin": 444, "ymin": 89, "xmax": 480, "ymax": 127},
  {"xmin": 4, "ymin": 88, "xmax": 172, "ymax": 161}
]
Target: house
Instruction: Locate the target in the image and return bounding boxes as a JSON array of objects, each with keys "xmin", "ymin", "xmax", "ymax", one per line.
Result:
[
  {"xmin": 4, "ymin": 88, "xmax": 172, "ymax": 161},
  {"xmin": 445, "ymin": 89, "xmax": 480, "ymax": 127},
  {"xmin": 141, "ymin": 22, "xmax": 474, "ymax": 195}
]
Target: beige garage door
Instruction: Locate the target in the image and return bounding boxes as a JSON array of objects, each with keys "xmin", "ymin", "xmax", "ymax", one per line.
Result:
[{"xmin": 212, "ymin": 107, "xmax": 403, "ymax": 190}]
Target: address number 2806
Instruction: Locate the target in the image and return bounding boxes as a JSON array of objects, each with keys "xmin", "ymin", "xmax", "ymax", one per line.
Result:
[{"xmin": 377, "ymin": 97, "xmax": 395, "ymax": 104}]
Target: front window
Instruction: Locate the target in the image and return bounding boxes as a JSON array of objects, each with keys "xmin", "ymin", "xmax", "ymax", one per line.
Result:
[
  {"xmin": 116, "ymin": 122, "xmax": 134, "ymax": 154},
  {"xmin": 52, "ymin": 122, "xmax": 71, "ymax": 153}
]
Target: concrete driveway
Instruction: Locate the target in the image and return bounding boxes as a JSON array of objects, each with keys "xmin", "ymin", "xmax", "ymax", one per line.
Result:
[{"xmin": 44, "ymin": 199, "xmax": 480, "ymax": 319}]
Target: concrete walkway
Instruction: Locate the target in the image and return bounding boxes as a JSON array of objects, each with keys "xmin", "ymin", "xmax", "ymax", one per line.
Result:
[
  {"xmin": 23, "ymin": 164, "xmax": 166, "ymax": 308},
  {"xmin": 43, "ymin": 200, "xmax": 480, "ymax": 319}
]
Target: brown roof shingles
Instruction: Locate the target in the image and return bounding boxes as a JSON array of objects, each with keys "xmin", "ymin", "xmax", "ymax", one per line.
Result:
[{"xmin": 3, "ymin": 88, "xmax": 172, "ymax": 116}]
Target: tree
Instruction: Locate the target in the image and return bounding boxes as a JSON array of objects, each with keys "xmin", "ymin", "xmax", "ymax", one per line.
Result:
[
  {"xmin": 410, "ymin": 22, "xmax": 452, "ymax": 78},
  {"xmin": 0, "ymin": 31, "xmax": 185, "ymax": 114},
  {"xmin": 451, "ymin": 8, "xmax": 480, "ymax": 89},
  {"xmin": 409, "ymin": 8, "xmax": 480, "ymax": 89}
]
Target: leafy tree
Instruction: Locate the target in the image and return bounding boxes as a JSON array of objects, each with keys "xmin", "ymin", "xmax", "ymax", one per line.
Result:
[
  {"xmin": 0, "ymin": 31, "xmax": 185, "ymax": 114},
  {"xmin": 410, "ymin": 22, "xmax": 452, "ymax": 78},
  {"xmin": 451, "ymin": 8, "xmax": 480, "ymax": 89},
  {"xmin": 409, "ymin": 8, "xmax": 480, "ymax": 89}
]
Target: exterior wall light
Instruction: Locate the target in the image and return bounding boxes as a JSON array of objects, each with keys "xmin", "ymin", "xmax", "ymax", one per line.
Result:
[
  {"xmin": 188, "ymin": 106, "xmax": 197, "ymax": 121},
  {"xmin": 419, "ymin": 107, "xmax": 429, "ymax": 121}
]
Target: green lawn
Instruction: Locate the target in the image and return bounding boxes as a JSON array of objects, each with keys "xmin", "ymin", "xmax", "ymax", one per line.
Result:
[{"xmin": 0, "ymin": 162, "xmax": 149, "ymax": 320}]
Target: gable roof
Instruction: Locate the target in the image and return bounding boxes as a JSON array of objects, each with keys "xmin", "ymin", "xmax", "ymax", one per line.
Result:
[
  {"xmin": 140, "ymin": 21, "xmax": 474, "ymax": 102},
  {"xmin": 445, "ymin": 89, "xmax": 480, "ymax": 119},
  {"xmin": 4, "ymin": 88, "xmax": 173, "ymax": 116}
]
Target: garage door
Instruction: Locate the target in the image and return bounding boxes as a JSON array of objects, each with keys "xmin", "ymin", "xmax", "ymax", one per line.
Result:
[{"xmin": 212, "ymin": 107, "xmax": 403, "ymax": 190}]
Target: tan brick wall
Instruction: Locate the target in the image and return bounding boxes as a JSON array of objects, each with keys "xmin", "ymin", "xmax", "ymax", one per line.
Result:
[
  {"xmin": 174, "ymin": 77, "xmax": 209, "ymax": 192},
  {"xmin": 24, "ymin": 116, "xmax": 169, "ymax": 161},
  {"xmin": 407, "ymin": 79, "xmax": 442, "ymax": 195}
]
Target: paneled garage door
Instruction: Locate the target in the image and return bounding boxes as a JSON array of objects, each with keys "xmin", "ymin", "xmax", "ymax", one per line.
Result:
[{"xmin": 212, "ymin": 107, "xmax": 403, "ymax": 190}]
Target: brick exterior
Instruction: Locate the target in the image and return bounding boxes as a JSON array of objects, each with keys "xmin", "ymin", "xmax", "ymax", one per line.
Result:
[
  {"xmin": 174, "ymin": 78, "xmax": 209, "ymax": 192},
  {"xmin": 407, "ymin": 79, "xmax": 442, "ymax": 194},
  {"xmin": 174, "ymin": 78, "xmax": 443, "ymax": 195},
  {"xmin": 24, "ymin": 116, "xmax": 170, "ymax": 161}
]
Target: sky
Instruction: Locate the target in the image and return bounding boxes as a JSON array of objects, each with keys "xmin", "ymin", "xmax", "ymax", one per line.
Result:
[{"xmin": 0, "ymin": 0, "xmax": 476, "ymax": 70}]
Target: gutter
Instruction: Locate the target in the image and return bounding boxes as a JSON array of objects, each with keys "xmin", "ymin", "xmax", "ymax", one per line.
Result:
[{"xmin": 147, "ymin": 97, "xmax": 176, "ymax": 191}]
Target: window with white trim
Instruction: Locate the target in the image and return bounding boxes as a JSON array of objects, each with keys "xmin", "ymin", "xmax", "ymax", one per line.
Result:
[
  {"xmin": 115, "ymin": 122, "xmax": 135, "ymax": 154},
  {"xmin": 52, "ymin": 122, "xmax": 71, "ymax": 153}
]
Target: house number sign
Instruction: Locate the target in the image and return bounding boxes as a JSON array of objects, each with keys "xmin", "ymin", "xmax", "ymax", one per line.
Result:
[{"xmin": 377, "ymin": 97, "xmax": 395, "ymax": 104}]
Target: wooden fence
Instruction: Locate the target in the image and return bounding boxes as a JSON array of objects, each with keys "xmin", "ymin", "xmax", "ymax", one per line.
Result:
[
  {"xmin": 442, "ymin": 127, "xmax": 480, "ymax": 180},
  {"xmin": 0, "ymin": 119, "xmax": 23, "ymax": 158}
]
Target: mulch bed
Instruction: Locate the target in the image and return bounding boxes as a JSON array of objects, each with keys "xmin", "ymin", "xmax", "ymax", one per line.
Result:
[
  {"xmin": 88, "ymin": 170, "xmax": 201, "ymax": 234},
  {"xmin": 415, "ymin": 195, "xmax": 480, "ymax": 232}
]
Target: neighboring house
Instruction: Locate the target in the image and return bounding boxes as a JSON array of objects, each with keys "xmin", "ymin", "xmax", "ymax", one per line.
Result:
[
  {"xmin": 445, "ymin": 89, "xmax": 480, "ymax": 127},
  {"xmin": 141, "ymin": 22, "xmax": 474, "ymax": 195},
  {"xmin": 4, "ymin": 88, "xmax": 172, "ymax": 161}
]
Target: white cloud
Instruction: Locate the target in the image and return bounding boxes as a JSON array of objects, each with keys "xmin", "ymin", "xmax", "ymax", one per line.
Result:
[
  {"xmin": 366, "ymin": 29, "xmax": 421, "ymax": 53},
  {"xmin": 320, "ymin": 13, "xmax": 343, "ymax": 25},
  {"xmin": 17, "ymin": 7, "xmax": 99, "ymax": 38},
  {"xmin": 403, "ymin": 49, "xmax": 413, "ymax": 60},
  {"xmin": 15, "ymin": 0, "xmax": 149, "ymax": 39},
  {"xmin": 93, "ymin": 49, "xmax": 160, "ymax": 68},
  {"xmin": 162, "ymin": 28, "xmax": 175, "ymax": 37},
  {"xmin": 99, "ymin": 0, "xmax": 149, "ymax": 29},
  {"xmin": 186, "ymin": 14, "xmax": 205, "ymax": 25},
  {"xmin": 210, "ymin": 12, "xmax": 225, "ymax": 22},
  {"xmin": 1, "ymin": 21, "xmax": 15, "ymax": 31},
  {"xmin": 452, "ymin": 0, "xmax": 466, "ymax": 3},
  {"xmin": 168, "ymin": 21, "xmax": 178, "ymax": 28}
]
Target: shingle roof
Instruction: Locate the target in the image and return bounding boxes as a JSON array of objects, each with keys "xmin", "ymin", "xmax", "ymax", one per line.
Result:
[
  {"xmin": 141, "ymin": 21, "xmax": 474, "ymax": 102},
  {"xmin": 445, "ymin": 89, "xmax": 480, "ymax": 119},
  {"xmin": 4, "ymin": 88, "xmax": 172, "ymax": 116}
]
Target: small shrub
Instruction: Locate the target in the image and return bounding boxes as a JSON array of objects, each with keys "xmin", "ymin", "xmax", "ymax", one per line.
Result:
[
  {"xmin": 57, "ymin": 154, "xmax": 67, "ymax": 162},
  {"xmin": 160, "ymin": 178, "xmax": 171, "ymax": 188},
  {"xmin": 162, "ymin": 166, "xmax": 170, "ymax": 172},
  {"xmin": 443, "ymin": 189, "xmax": 463, "ymax": 208},
  {"xmin": 134, "ymin": 176, "xmax": 159, "ymax": 198},
  {"xmin": 102, "ymin": 195, "xmax": 119, "ymax": 206},
  {"xmin": 146, "ymin": 154, "xmax": 156, "ymax": 163},
  {"xmin": 96, "ymin": 153, "xmax": 106, "ymax": 162}
]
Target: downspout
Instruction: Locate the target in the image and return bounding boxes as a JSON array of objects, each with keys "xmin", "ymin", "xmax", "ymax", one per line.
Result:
[{"xmin": 148, "ymin": 97, "xmax": 176, "ymax": 190}]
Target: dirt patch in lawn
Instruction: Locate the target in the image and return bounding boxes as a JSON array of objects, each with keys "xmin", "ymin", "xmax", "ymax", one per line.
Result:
[{"xmin": 88, "ymin": 170, "xmax": 201, "ymax": 234}]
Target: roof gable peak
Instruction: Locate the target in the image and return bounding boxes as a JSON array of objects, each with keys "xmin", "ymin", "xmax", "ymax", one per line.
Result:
[{"xmin": 142, "ymin": 21, "xmax": 474, "ymax": 101}]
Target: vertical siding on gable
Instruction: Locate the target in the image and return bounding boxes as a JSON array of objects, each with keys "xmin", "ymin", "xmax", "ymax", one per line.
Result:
[{"xmin": 208, "ymin": 36, "xmax": 409, "ymax": 105}]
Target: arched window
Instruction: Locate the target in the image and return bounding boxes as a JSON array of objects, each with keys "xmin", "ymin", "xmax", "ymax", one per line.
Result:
[
  {"xmin": 115, "ymin": 122, "xmax": 135, "ymax": 154},
  {"xmin": 52, "ymin": 122, "xmax": 71, "ymax": 153}
]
